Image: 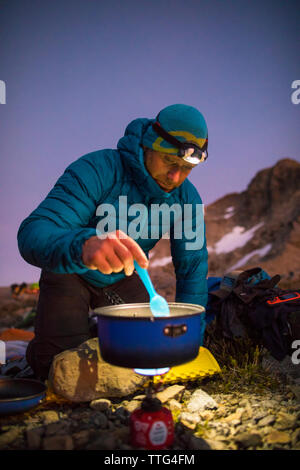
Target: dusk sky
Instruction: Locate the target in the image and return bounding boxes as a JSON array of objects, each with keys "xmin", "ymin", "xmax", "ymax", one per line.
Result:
[{"xmin": 0, "ymin": 0, "xmax": 299, "ymax": 286}]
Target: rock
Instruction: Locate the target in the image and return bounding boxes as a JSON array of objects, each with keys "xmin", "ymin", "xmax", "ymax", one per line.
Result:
[
  {"xmin": 246, "ymin": 405, "xmax": 253, "ymax": 419},
  {"xmin": 206, "ymin": 429, "xmax": 218, "ymax": 440},
  {"xmin": 133, "ymin": 394, "xmax": 146, "ymax": 401},
  {"xmin": 186, "ymin": 389, "xmax": 218, "ymax": 413},
  {"xmin": 44, "ymin": 421, "xmax": 70, "ymax": 436},
  {"xmin": 257, "ymin": 415, "xmax": 276, "ymax": 427},
  {"xmin": 86, "ymin": 433, "xmax": 117, "ymax": 450},
  {"xmin": 114, "ymin": 406, "xmax": 130, "ymax": 422},
  {"xmin": 259, "ymin": 399, "xmax": 278, "ymax": 409},
  {"xmin": 90, "ymin": 398, "xmax": 112, "ymax": 411},
  {"xmin": 26, "ymin": 427, "xmax": 43, "ymax": 449},
  {"xmin": 188, "ymin": 435, "xmax": 211, "ymax": 450},
  {"xmin": 265, "ymin": 430, "xmax": 291, "ymax": 445},
  {"xmin": 231, "ymin": 425, "xmax": 248, "ymax": 436},
  {"xmin": 48, "ymin": 338, "xmax": 148, "ymax": 402},
  {"xmin": 214, "ymin": 433, "xmax": 230, "ymax": 441},
  {"xmin": 42, "ymin": 435, "xmax": 74, "ymax": 450},
  {"xmin": 231, "ymin": 419, "xmax": 241, "ymax": 427},
  {"xmin": 292, "ymin": 429, "xmax": 300, "ymax": 447},
  {"xmin": 260, "ymin": 426, "xmax": 275, "ymax": 436},
  {"xmin": 92, "ymin": 411, "xmax": 108, "ymax": 428},
  {"xmin": 253, "ymin": 410, "xmax": 268, "ymax": 422},
  {"xmin": 200, "ymin": 410, "xmax": 214, "ymax": 421},
  {"xmin": 113, "ymin": 426, "xmax": 130, "ymax": 443},
  {"xmin": 39, "ymin": 410, "xmax": 60, "ymax": 425},
  {"xmin": 123, "ymin": 400, "xmax": 140, "ymax": 413},
  {"xmin": 156, "ymin": 385, "xmax": 185, "ymax": 403},
  {"xmin": 205, "ymin": 439, "xmax": 228, "ymax": 450},
  {"xmin": 69, "ymin": 408, "xmax": 91, "ymax": 421},
  {"xmin": 234, "ymin": 432, "xmax": 262, "ymax": 449},
  {"xmin": 180, "ymin": 412, "xmax": 200, "ymax": 429},
  {"xmin": 227, "ymin": 396, "xmax": 239, "ymax": 405},
  {"xmin": 0, "ymin": 427, "xmax": 22, "ymax": 449},
  {"xmin": 215, "ymin": 404, "xmax": 228, "ymax": 418},
  {"xmin": 275, "ymin": 411, "xmax": 298, "ymax": 430},
  {"xmin": 168, "ymin": 399, "xmax": 182, "ymax": 412},
  {"xmin": 223, "ymin": 408, "xmax": 246, "ymax": 423},
  {"xmin": 72, "ymin": 430, "xmax": 90, "ymax": 449}
]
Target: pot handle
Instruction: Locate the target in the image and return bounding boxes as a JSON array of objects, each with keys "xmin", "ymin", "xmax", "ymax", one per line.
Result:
[{"xmin": 163, "ymin": 324, "xmax": 188, "ymax": 338}]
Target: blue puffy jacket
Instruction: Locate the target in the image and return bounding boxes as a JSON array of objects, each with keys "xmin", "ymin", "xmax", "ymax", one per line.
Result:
[{"xmin": 17, "ymin": 118, "xmax": 208, "ymax": 307}]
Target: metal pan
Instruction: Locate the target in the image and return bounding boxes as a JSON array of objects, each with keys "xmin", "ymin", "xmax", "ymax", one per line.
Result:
[
  {"xmin": 0, "ymin": 378, "xmax": 46, "ymax": 416},
  {"xmin": 95, "ymin": 302, "xmax": 206, "ymax": 369}
]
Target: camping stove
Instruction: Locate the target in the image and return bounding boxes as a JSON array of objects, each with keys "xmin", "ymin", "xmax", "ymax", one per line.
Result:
[
  {"xmin": 95, "ymin": 302, "xmax": 206, "ymax": 449},
  {"xmin": 130, "ymin": 373, "xmax": 174, "ymax": 450}
]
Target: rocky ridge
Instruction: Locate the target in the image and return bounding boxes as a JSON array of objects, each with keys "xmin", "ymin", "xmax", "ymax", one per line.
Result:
[
  {"xmin": 205, "ymin": 158, "xmax": 300, "ymax": 283},
  {"xmin": 148, "ymin": 158, "xmax": 300, "ymax": 291}
]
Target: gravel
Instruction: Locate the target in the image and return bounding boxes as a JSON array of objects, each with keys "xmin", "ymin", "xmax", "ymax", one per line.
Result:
[{"xmin": 0, "ymin": 381, "xmax": 299, "ymax": 451}]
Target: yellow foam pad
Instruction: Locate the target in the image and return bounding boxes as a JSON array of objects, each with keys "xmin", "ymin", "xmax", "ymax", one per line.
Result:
[{"xmin": 152, "ymin": 347, "xmax": 221, "ymax": 385}]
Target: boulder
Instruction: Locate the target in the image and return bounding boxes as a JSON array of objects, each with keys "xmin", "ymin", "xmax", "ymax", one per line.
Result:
[
  {"xmin": 186, "ymin": 388, "xmax": 218, "ymax": 413},
  {"xmin": 48, "ymin": 338, "xmax": 148, "ymax": 402}
]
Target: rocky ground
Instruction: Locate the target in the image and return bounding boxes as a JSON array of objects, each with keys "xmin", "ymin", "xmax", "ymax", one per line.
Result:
[
  {"xmin": 0, "ymin": 286, "xmax": 300, "ymax": 451},
  {"xmin": 0, "ymin": 373, "xmax": 300, "ymax": 451}
]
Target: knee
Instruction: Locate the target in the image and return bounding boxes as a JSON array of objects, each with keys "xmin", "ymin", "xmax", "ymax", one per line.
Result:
[{"xmin": 26, "ymin": 338, "xmax": 54, "ymax": 381}]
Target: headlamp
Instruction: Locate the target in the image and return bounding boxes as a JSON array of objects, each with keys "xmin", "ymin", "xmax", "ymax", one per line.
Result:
[{"xmin": 152, "ymin": 121, "xmax": 208, "ymax": 164}]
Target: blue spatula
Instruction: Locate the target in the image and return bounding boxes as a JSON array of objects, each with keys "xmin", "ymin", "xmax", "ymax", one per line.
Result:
[{"xmin": 134, "ymin": 261, "xmax": 170, "ymax": 317}]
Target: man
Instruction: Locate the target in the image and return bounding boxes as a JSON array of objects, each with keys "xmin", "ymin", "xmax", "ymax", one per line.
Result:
[{"xmin": 18, "ymin": 104, "xmax": 209, "ymax": 380}]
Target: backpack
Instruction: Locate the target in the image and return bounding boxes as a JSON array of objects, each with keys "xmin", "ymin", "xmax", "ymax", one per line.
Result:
[{"xmin": 208, "ymin": 267, "xmax": 300, "ymax": 361}]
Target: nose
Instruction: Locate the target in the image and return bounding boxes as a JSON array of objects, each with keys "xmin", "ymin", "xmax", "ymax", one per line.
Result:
[{"xmin": 167, "ymin": 167, "xmax": 181, "ymax": 183}]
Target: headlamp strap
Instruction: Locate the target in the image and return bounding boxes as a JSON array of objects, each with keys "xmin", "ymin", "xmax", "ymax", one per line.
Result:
[
  {"xmin": 152, "ymin": 121, "xmax": 183, "ymax": 148},
  {"xmin": 152, "ymin": 121, "xmax": 207, "ymax": 153}
]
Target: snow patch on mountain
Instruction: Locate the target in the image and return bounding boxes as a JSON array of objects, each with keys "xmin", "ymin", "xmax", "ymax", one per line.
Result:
[
  {"xmin": 229, "ymin": 243, "xmax": 272, "ymax": 271},
  {"xmin": 224, "ymin": 206, "xmax": 235, "ymax": 219},
  {"xmin": 212, "ymin": 222, "xmax": 264, "ymax": 254}
]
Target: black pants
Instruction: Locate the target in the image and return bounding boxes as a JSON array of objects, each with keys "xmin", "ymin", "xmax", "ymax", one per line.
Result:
[{"xmin": 26, "ymin": 270, "xmax": 149, "ymax": 380}]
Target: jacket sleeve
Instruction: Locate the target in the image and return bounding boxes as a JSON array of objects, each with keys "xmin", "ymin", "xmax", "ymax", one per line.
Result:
[
  {"xmin": 170, "ymin": 186, "xmax": 208, "ymax": 308},
  {"xmin": 17, "ymin": 151, "xmax": 116, "ymax": 274}
]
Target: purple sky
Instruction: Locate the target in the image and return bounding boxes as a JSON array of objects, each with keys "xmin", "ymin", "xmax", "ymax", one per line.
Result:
[{"xmin": 0, "ymin": 0, "xmax": 299, "ymax": 286}]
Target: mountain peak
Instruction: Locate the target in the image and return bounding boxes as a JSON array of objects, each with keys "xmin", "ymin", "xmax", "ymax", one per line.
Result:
[
  {"xmin": 205, "ymin": 158, "xmax": 300, "ymax": 281},
  {"xmin": 148, "ymin": 158, "xmax": 300, "ymax": 292}
]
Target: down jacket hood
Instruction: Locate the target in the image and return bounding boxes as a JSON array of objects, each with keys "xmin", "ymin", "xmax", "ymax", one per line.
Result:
[{"xmin": 117, "ymin": 117, "xmax": 174, "ymax": 201}]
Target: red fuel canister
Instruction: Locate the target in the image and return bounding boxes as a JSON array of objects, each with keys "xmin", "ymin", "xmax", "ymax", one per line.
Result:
[{"xmin": 130, "ymin": 397, "xmax": 174, "ymax": 450}]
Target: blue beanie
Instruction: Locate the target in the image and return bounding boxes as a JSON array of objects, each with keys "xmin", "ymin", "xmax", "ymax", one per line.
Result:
[{"xmin": 142, "ymin": 104, "xmax": 208, "ymax": 155}]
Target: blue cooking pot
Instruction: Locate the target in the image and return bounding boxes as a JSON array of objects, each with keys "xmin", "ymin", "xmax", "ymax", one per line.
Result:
[
  {"xmin": 0, "ymin": 378, "xmax": 46, "ymax": 416},
  {"xmin": 95, "ymin": 302, "xmax": 205, "ymax": 369}
]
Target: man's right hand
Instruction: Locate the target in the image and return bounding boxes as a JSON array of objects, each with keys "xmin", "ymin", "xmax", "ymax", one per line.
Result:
[{"xmin": 82, "ymin": 230, "xmax": 149, "ymax": 276}]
